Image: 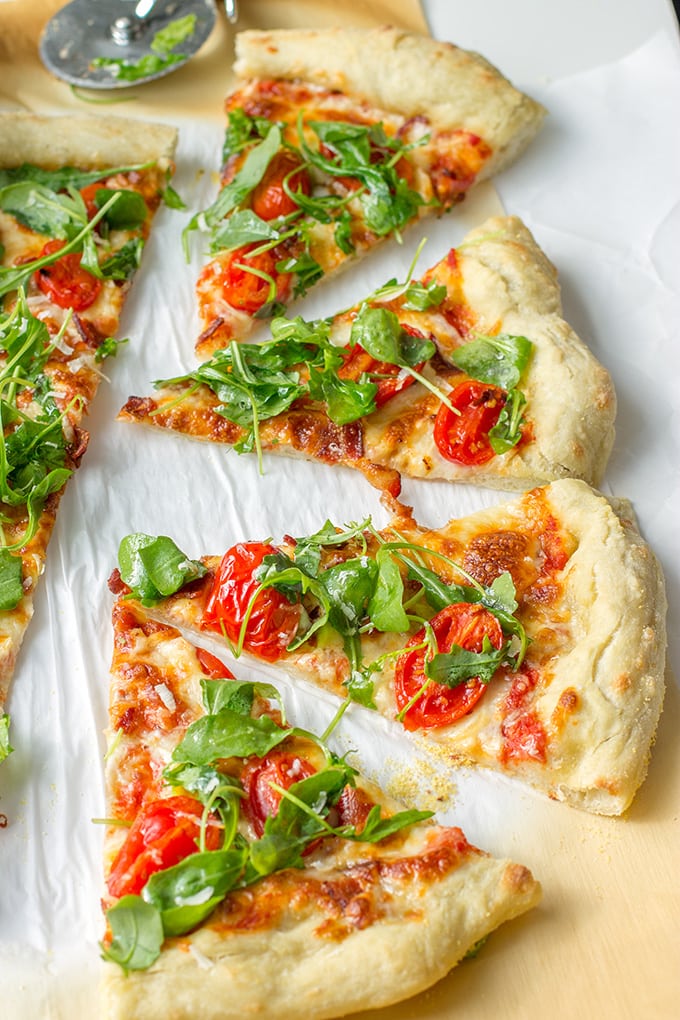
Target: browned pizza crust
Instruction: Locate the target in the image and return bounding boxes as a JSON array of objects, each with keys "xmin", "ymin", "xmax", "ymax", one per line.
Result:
[{"xmin": 233, "ymin": 26, "xmax": 546, "ymax": 178}]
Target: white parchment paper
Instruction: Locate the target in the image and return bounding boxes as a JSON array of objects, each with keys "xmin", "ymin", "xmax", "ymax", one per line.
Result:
[{"xmin": 0, "ymin": 31, "xmax": 679, "ymax": 1019}]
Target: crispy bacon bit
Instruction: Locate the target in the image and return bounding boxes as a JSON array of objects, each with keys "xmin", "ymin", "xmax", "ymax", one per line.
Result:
[
  {"xmin": 72, "ymin": 313, "xmax": 104, "ymax": 350},
  {"xmin": 108, "ymin": 568, "xmax": 130, "ymax": 596},
  {"xmin": 120, "ymin": 396, "xmax": 159, "ymax": 419},
  {"xmin": 67, "ymin": 425, "xmax": 89, "ymax": 466}
]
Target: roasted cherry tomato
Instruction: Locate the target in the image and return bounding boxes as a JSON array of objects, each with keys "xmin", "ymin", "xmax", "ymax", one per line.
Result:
[
  {"xmin": 214, "ymin": 244, "xmax": 292, "ymax": 315},
  {"xmin": 196, "ymin": 647, "xmax": 235, "ymax": 679},
  {"xmin": 250, "ymin": 151, "xmax": 311, "ymax": 221},
  {"xmin": 394, "ymin": 602, "xmax": 504, "ymax": 730},
  {"xmin": 79, "ymin": 181, "xmax": 106, "ymax": 220},
  {"xmin": 338, "ymin": 325, "xmax": 427, "ymax": 409},
  {"xmin": 33, "ymin": 239, "xmax": 102, "ymax": 311},
  {"xmin": 202, "ymin": 542, "xmax": 301, "ymax": 662},
  {"xmin": 241, "ymin": 752, "xmax": 316, "ymax": 836},
  {"xmin": 433, "ymin": 379, "xmax": 506, "ymax": 466},
  {"xmin": 106, "ymin": 795, "xmax": 222, "ymax": 899}
]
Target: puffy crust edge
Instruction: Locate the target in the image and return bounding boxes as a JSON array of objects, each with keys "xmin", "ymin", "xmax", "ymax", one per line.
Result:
[
  {"xmin": 102, "ymin": 852, "xmax": 540, "ymax": 1020},
  {"xmin": 363, "ymin": 215, "xmax": 617, "ymax": 490},
  {"xmin": 233, "ymin": 26, "xmax": 546, "ymax": 177},
  {"xmin": 0, "ymin": 113, "xmax": 177, "ymax": 169}
]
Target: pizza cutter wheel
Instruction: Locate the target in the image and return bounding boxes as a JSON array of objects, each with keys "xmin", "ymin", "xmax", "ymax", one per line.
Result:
[{"xmin": 39, "ymin": 0, "xmax": 221, "ymax": 89}]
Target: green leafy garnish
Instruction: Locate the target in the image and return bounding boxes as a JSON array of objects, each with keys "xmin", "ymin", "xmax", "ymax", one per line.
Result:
[
  {"xmin": 117, "ymin": 534, "xmax": 206, "ymax": 605},
  {"xmin": 0, "ymin": 547, "xmax": 24, "ymax": 612},
  {"xmin": 0, "ymin": 712, "xmax": 13, "ymax": 762},
  {"xmin": 91, "ymin": 14, "xmax": 197, "ymax": 82},
  {"xmin": 103, "ymin": 674, "xmax": 432, "ymax": 971}
]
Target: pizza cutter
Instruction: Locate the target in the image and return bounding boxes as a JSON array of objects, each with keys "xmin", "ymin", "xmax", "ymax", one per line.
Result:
[{"xmin": 39, "ymin": 0, "xmax": 232, "ymax": 89}]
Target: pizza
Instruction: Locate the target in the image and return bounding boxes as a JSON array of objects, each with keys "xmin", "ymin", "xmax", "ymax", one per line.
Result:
[
  {"xmin": 120, "ymin": 215, "xmax": 616, "ymax": 494},
  {"xmin": 107, "ymin": 478, "xmax": 667, "ymax": 817},
  {"xmin": 185, "ymin": 26, "xmax": 546, "ymax": 354},
  {"xmin": 100, "ymin": 596, "xmax": 541, "ymax": 1020},
  {"xmin": 0, "ymin": 112, "xmax": 177, "ymax": 716}
]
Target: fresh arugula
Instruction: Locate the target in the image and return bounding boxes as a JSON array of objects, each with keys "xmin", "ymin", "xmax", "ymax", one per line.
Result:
[
  {"xmin": 117, "ymin": 533, "xmax": 206, "ymax": 605},
  {"xmin": 0, "ymin": 548, "xmax": 23, "ymax": 612},
  {"xmin": 449, "ymin": 333, "xmax": 533, "ymax": 453},
  {"xmin": 0, "ymin": 712, "xmax": 12, "ymax": 762},
  {"xmin": 0, "ymin": 293, "xmax": 74, "ymax": 551},
  {"xmin": 102, "ymin": 673, "xmax": 432, "ymax": 971},
  {"xmin": 184, "ymin": 110, "xmax": 431, "ymax": 304},
  {"xmin": 91, "ymin": 14, "xmax": 197, "ymax": 82}
]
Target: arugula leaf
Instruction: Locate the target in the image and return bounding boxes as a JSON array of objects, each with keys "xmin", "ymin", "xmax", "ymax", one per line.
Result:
[
  {"xmin": 0, "ymin": 161, "xmax": 152, "ymax": 193},
  {"xmin": 117, "ymin": 534, "xmax": 206, "ymax": 604},
  {"xmin": 350, "ymin": 305, "xmax": 435, "ymax": 367},
  {"xmin": 98, "ymin": 238, "xmax": 144, "ymax": 280},
  {"xmin": 0, "ymin": 548, "xmax": 24, "ymax": 612},
  {"xmin": 222, "ymin": 108, "xmax": 273, "ymax": 161},
  {"xmin": 91, "ymin": 14, "xmax": 197, "ymax": 82},
  {"xmin": 184, "ymin": 125, "xmax": 282, "ymax": 249},
  {"xmin": 92, "ymin": 188, "xmax": 147, "ymax": 230},
  {"xmin": 450, "ymin": 334, "xmax": 533, "ymax": 390},
  {"xmin": 0, "ymin": 181, "xmax": 81, "ymax": 237},
  {"xmin": 307, "ymin": 346, "xmax": 377, "ymax": 425},
  {"xmin": 211, "ymin": 209, "xmax": 281, "ymax": 251},
  {"xmin": 0, "ymin": 713, "xmax": 13, "ymax": 763},
  {"xmin": 171, "ymin": 707, "xmax": 291, "ymax": 766},
  {"xmin": 488, "ymin": 388, "xmax": 527, "ymax": 454},
  {"xmin": 275, "ymin": 250, "xmax": 324, "ymax": 298},
  {"xmin": 94, "ymin": 336, "xmax": 129, "ymax": 363},
  {"xmin": 350, "ymin": 805, "xmax": 432, "ymax": 842},
  {"xmin": 200, "ymin": 676, "xmax": 283, "ymax": 718},
  {"xmin": 143, "ymin": 847, "xmax": 247, "ymax": 937},
  {"xmin": 425, "ymin": 635, "xmax": 508, "ymax": 688},
  {"xmin": 321, "ymin": 557, "xmax": 378, "ymax": 638},
  {"xmin": 402, "ymin": 279, "xmax": 447, "ymax": 311},
  {"xmin": 101, "ymin": 896, "xmax": 164, "ymax": 973},
  {"xmin": 367, "ymin": 547, "xmax": 409, "ymax": 632}
]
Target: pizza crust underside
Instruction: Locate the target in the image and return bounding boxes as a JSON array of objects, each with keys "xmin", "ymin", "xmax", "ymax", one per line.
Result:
[
  {"xmin": 102, "ymin": 849, "xmax": 539, "ymax": 1020},
  {"xmin": 233, "ymin": 26, "xmax": 546, "ymax": 178}
]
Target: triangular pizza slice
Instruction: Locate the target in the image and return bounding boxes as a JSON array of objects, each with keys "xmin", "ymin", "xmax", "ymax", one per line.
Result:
[
  {"xmin": 101, "ymin": 597, "xmax": 540, "ymax": 1019},
  {"xmin": 186, "ymin": 26, "xmax": 545, "ymax": 352},
  {"xmin": 108, "ymin": 479, "xmax": 667, "ymax": 816},
  {"xmin": 0, "ymin": 113, "xmax": 177, "ymax": 719},
  {"xmin": 121, "ymin": 215, "xmax": 616, "ymax": 494}
]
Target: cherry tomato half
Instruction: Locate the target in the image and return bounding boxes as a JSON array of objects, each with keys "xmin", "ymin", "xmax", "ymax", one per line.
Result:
[
  {"xmin": 201, "ymin": 542, "xmax": 301, "ymax": 662},
  {"xmin": 196, "ymin": 647, "xmax": 235, "ymax": 679},
  {"xmin": 106, "ymin": 795, "xmax": 222, "ymax": 899},
  {"xmin": 394, "ymin": 602, "xmax": 503, "ymax": 730},
  {"xmin": 338, "ymin": 325, "xmax": 427, "ymax": 409},
  {"xmin": 34, "ymin": 239, "xmax": 102, "ymax": 311},
  {"xmin": 241, "ymin": 752, "xmax": 316, "ymax": 836},
  {"xmin": 250, "ymin": 151, "xmax": 311, "ymax": 221},
  {"xmin": 211, "ymin": 244, "xmax": 292, "ymax": 315},
  {"xmin": 433, "ymin": 379, "xmax": 506, "ymax": 466},
  {"xmin": 79, "ymin": 181, "xmax": 106, "ymax": 220}
]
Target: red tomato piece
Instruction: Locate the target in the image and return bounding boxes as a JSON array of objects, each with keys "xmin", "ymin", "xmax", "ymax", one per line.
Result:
[
  {"xmin": 241, "ymin": 752, "xmax": 316, "ymax": 836},
  {"xmin": 216, "ymin": 244, "xmax": 292, "ymax": 315},
  {"xmin": 106, "ymin": 795, "xmax": 222, "ymax": 899},
  {"xmin": 394, "ymin": 602, "xmax": 503, "ymax": 730},
  {"xmin": 196, "ymin": 647, "xmax": 235, "ymax": 679},
  {"xmin": 250, "ymin": 151, "xmax": 311, "ymax": 221},
  {"xmin": 79, "ymin": 181, "xmax": 105, "ymax": 219},
  {"xmin": 201, "ymin": 542, "xmax": 301, "ymax": 662},
  {"xmin": 34, "ymin": 239, "xmax": 102, "ymax": 311},
  {"xmin": 433, "ymin": 379, "xmax": 506, "ymax": 466},
  {"xmin": 338, "ymin": 325, "xmax": 427, "ymax": 408}
]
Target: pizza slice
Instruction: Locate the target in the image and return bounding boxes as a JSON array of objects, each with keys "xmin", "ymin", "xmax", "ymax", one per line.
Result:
[
  {"xmin": 0, "ymin": 113, "xmax": 177, "ymax": 716},
  {"xmin": 186, "ymin": 26, "xmax": 546, "ymax": 352},
  {"xmin": 121, "ymin": 215, "xmax": 616, "ymax": 494},
  {"xmin": 101, "ymin": 597, "xmax": 540, "ymax": 1020},
  {"xmin": 108, "ymin": 478, "xmax": 667, "ymax": 817}
]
